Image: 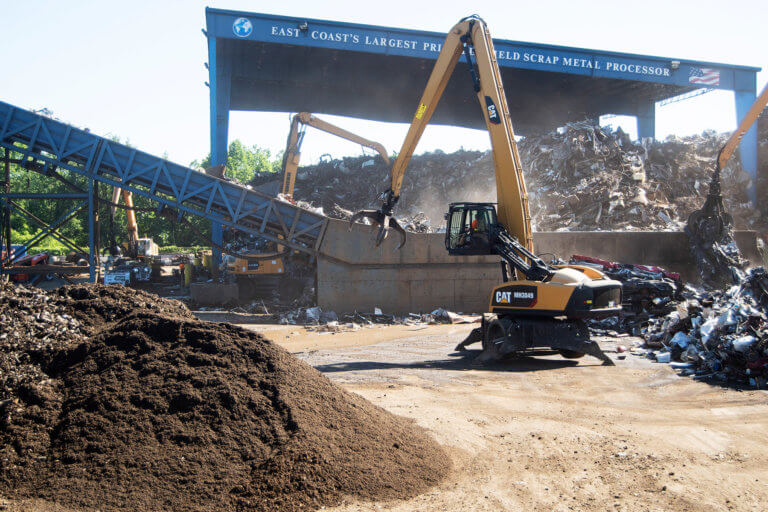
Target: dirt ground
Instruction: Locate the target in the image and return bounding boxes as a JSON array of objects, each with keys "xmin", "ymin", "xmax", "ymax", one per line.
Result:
[
  {"xmin": 5, "ymin": 322, "xmax": 767, "ymax": 511},
  {"xmin": 247, "ymin": 323, "xmax": 768, "ymax": 512}
]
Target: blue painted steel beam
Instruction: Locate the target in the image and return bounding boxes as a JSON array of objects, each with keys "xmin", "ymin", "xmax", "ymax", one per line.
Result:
[
  {"xmin": 0, "ymin": 198, "xmax": 87, "ymax": 265},
  {"xmin": 734, "ymin": 90, "xmax": 759, "ymax": 206},
  {"xmin": 636, "ymin": 101, "xmax": 656, "ymax": 140},
  {"xmin": 0, "ymin": 193, "xmax": 88, "ymax": 199},
  {"xmin": 207, "ymin": 34, "xmax": 232, "ymax": 267},
  {"xmin": 88, "ymin": 178, "xmax": 95, "ymax": 282},
  {"xmin": 0, "ymin": 101, "xmax": 328, "ymax": 256}
]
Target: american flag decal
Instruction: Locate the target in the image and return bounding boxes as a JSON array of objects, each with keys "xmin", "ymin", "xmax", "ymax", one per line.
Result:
[{"xmin": 689, "ymin": 67, "xmax": 720, "ymax": 86}]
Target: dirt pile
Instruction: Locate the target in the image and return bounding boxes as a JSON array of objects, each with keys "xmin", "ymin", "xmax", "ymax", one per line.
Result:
[
  {"xmin": 253, "ymin": 122, "xmax": 764, "ymax": 233},
  {"xmin": 0, "ymin": 283, "xmax": 449, "ymax": 511}
]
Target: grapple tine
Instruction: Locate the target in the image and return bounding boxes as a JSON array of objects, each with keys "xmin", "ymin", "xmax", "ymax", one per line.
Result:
[
  {"xmin": 388, "ymin": 217, "xmax": 407, "ymax": 250},
  {"xmin": 350, "ymin": 209, "xmax": 407, "ymax": 250}
]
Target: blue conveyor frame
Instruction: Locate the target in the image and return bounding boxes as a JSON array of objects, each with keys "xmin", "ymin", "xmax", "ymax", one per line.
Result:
[{"xmin": 0, "ymin": 101, "xmax": 329, "ymax": 281}]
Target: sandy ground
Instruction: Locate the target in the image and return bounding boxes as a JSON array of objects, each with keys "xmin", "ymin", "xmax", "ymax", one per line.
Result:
[
  {"xmin": 258, "ymin": 323, "xmax": 768, "ymax": 512},
  {"xmin": 5, "ymin": 323, "xmax": 768, "ymax": 511}
]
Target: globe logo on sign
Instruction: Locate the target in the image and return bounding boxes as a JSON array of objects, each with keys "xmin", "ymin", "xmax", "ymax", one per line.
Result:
[{"xmin": 233, "ymin": 18, "xmax": 253, "ymax": 38}]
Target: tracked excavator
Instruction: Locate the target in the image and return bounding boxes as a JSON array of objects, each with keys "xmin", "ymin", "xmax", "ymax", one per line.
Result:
[
  {"xmin": 686, "ymin": 81, "xmax": 768, "ymax": 287},
  {"xmin": 351, "ymin": 16, "xmax": 622, "ymax": 365},
  {"xmin": 229, "ymin": 112, "xmax": 390, "ymax": 298}
]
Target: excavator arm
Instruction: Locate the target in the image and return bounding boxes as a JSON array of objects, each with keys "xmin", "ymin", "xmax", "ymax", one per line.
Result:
[
  {"xmin": 280, "ymin": 112, "xmax": 390, "ymax": 200},
  {"xmin": 111, "ymin": 186, "xmax": 139, "ymax": 258},
  {"xmin": 352, "ymin": 16, "xmax": 533, "ymax": 254},
  {"xmin": 685, "ymin": 81, "xmax": 768, "ymax": 286},
  {"xmin": 717, "ymin": 82, "xmax": 768, "ymax": 172}
]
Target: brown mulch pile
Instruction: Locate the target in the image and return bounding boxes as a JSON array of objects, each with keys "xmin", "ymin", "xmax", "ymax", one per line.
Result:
[{"xmin": 0, "ymin": 283, "xmax": 449, "ymax": 511}]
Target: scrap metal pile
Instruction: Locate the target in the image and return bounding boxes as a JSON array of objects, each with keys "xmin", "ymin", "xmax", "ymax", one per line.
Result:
[
  {"xmin": 566, "ymin": 254, "xmax": 683, "ymax": 336},
  {"xmin": 640, "ymin": 267, "xmax": 768, "ymax": 387},
  {"xmin": 247, "ymin": 121, "xmax": 763, "ymax": 234}
]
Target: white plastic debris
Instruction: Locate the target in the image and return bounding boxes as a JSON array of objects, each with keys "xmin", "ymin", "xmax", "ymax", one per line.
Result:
[
  {"xmin": 305, "ymin": 306, "xmax": 322, "ymax": 323},
  {"xmin": 717, "ymin": 309, "xmax": 738, "ymax": 328},
  {"xmin": 670, "ymin": 331, "xmax": 690, "ymax": 348},
  {"xmin": 699, "ymin": 318, "xmax": 719, "ymax": 346},
  {"xmin": 655, "ymin": 352, "xmax": 671, "ymax": 363},
  {"xmin": 374, "ymin": 307, "xmax": 383, "ymax": 315},
  {"xmin": 731, "ymin": 335, "xmax": 757, "ymax": 353}
]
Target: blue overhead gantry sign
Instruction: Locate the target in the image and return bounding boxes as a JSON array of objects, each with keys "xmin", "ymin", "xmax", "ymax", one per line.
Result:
[
  {"xmin": 204, "ymin": 9, "xmax": 760, "ymax": 260},
  {"xmin": 204, "ymin": 9, "xmax": 761, "ymax": 212}
]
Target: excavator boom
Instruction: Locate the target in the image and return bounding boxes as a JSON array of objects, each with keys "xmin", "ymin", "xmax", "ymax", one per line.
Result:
[
  {"xmin": 281, "ymin": 112, "xmax": 390, "ymax": 199},
  {"xmin": 352, "ymin": 16, "xmax": 532, "ymax": 252},
  {"xmin": 717, "ymin": 82, "xmax": 768, "ymax": 171},
  {"xmin": 686, "ymin": 80, "xmax": 768, "ymax": 287}
]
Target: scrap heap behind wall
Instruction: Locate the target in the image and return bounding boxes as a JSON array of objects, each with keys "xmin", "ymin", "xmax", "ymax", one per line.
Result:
[{"xmin": 249, "ymin": 120, "xmax": 767, "ymax": 234}]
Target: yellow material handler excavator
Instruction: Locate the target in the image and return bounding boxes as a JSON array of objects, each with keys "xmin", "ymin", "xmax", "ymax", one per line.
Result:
[
  {"xmin": 229, "ymin": 112, "xmax": 390, "ymax": 298},
  {"xmin": 351, "ymin": 16, "xmax": 622, "ymax": 364}
]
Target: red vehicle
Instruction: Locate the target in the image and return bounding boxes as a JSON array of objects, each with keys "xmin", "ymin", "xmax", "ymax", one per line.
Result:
[{"xmin": 1, "ymin": 251, "xmax": 49, "ymax": 282}]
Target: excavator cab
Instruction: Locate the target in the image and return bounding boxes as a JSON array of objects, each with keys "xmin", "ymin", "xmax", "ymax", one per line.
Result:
[{"xmin": 445, "ymin": 202, "xmax": 496, "ymax": 255}]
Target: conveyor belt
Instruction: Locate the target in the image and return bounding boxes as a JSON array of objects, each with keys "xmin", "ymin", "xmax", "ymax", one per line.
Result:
[{"xmin": 0, "ymin": 101, "xmax": 328, "ymax": 254}]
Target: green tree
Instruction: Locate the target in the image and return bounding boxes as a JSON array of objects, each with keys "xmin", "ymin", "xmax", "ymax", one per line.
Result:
[{"xmin": 192, "ymin": 140, "xmax": 282, "ymax": 184}]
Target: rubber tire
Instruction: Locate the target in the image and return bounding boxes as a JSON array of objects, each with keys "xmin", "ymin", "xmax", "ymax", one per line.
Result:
[{"xmin": 558, "ymin": 349, "xmax": 586, "ymax": 359}]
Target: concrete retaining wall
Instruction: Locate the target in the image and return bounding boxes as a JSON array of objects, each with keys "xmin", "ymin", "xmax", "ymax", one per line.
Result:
[{"xmin": 316, "ymin": 218, "xmax": 761, "ymax": 314}]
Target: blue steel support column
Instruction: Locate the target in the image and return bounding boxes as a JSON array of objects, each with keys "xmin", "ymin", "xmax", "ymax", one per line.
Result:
[
  {"xmin": 208, "ymin": 36, "xmax": 231, "ymax": 268},
  {"xmin": 636, "ymin": 101, "xmax": 656, "ymax": 140},
  {"xmin": 88, "ymin": 178, "xmax": 95, "ymax": 282},
  {"xmin": 734, "ymin": 90, "xmax": 758, "ymax": 206}
]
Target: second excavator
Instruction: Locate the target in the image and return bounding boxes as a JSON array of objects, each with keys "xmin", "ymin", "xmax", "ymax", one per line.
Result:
[
  {"xmin": 229, "ymin": 112, "xmax": 390, "ymax": 298},
  {"xmin": 352, "ymin": 15, "xmax": 622, "ymax": 365}
]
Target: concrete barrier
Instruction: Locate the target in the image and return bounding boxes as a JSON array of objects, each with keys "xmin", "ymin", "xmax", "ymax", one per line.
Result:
[
  {"xmin": 316, "ymin": 218, "xmax": 761, "ymax": 314},
  {"xmin": 190, "ymin": 282, "xmax": 238, "ymax": 306}
]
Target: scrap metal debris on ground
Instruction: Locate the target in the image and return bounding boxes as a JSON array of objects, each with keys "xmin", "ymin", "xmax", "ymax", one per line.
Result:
[
  {"xmin": 278, "ymin": 306, "xmax": 480, "ymax": 333},
  {"xmin": 566, "ymin": 254, "xmax": 682, "ymax": 336},
  {"xmin": 619, "ymin": 266, "xmax": 768, "ymax": 388}
]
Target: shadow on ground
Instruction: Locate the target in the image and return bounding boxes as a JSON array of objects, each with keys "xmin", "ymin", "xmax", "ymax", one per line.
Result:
[{"xmin": 311, "ymin": 349, "xmax": 607, "ymax": 374}]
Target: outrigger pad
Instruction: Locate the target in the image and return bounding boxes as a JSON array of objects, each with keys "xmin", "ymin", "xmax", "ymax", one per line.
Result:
[
  {"xmin": 454, "ymin": 327, "xmax": 483, "ymax": 351},
  {"xmin": 574, "ymin": 340, "xmax": 615, "ymax": 366}
]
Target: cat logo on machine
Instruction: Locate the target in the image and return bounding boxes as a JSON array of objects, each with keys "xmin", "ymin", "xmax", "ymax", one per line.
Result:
[
  {"xmin": 484, "ymin": 96, "xmax": 501, "ymax": 124},
  {"xmin": 494, "ymin": 285, "xmax": 537, "ymax": 307}
]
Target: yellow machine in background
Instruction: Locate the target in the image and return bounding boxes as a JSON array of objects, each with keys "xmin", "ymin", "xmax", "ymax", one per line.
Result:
[
  {"xmin": 352, "ymin": 16, "xmax": 622, "ymax": 364},
  {"xmin": 229, "ymin": 112, "xmax": 390, "ymax": 298},
  {"xmin": 111, "ymin": 187, "xmax": 158, "ymax": 258},
  {"xmin": 279, "ymin": 112, "xmax": 390, "ymax": 201}
]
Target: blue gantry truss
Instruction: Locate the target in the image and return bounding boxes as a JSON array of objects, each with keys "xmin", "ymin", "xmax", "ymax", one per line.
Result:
[{"xmin": 0, "ymin": 101, "xmax": 328, "ymax": 281}]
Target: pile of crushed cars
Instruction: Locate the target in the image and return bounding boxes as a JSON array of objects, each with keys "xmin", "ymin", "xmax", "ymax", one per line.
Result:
[
  {"xmin": 245, "ymin": 121, "xmax": 764, "ymax": 234},
  {"xmin": 567, "ymin": 254, "xmax": 683, "ymax": 336},
  {"xmin": 569, "ymin": 250, "xmax": 768, "ymax": 388},
  {"xmin": 640, "ymin": 267, "xmax": 768, "ymax": 388}
]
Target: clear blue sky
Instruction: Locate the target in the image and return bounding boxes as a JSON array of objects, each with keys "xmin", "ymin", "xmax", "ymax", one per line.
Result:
[{"xmin": 1, "ymin": 0, "xmax": 765, "ymax": 167}]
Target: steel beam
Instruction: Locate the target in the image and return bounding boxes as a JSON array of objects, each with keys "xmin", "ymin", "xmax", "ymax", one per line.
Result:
[
  {"xmin": 0, "ymin": 192, "xmax": 88, "ymax": 199},
  {"xmin": 3, "ymin": 199, "xmax": 88, "ymax": 258},
  {"xmin": 0, "ymin": 101, "xmax": 328, "ymax": 257},
  {"xmin": 0, "ymin": 198, "xmax": 87, "ymax": 265}
]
